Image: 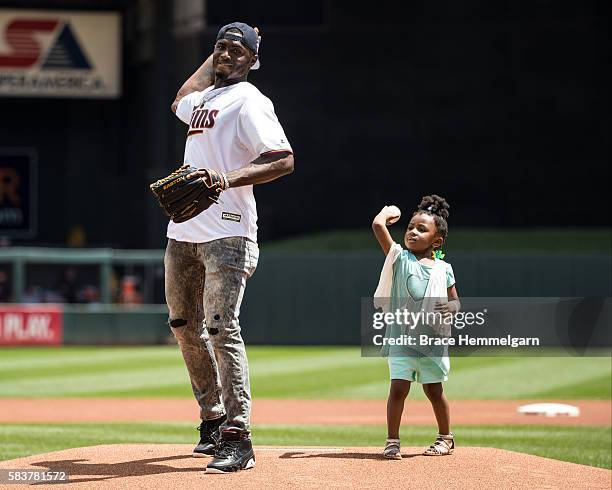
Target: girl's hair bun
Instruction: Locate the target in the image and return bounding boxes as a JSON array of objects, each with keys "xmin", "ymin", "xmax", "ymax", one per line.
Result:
[{"xmin": 417, "ymin": 195, "xmax": 450, "ymax": 221}]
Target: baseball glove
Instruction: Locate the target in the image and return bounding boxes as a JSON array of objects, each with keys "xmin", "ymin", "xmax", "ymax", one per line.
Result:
[{"xmin": 149, "ymin": 164, "xmax": 228, "ymax": 223}]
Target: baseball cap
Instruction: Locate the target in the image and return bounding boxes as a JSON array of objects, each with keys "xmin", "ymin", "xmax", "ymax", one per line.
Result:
[{"xmin": 216, "ymin": 22, "xmax": 261, "ymax": 70}]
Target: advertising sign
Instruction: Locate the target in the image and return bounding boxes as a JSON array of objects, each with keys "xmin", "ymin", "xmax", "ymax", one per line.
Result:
[
  {"xmin": 0, "ymin": 305, "xmax": 63, "ymax": 345},
  {"xmin": 0, "ymin": 10, "xmax": 121, "ymax": 98},
  {"xmin": 0, "ymin": 148, "xmax": 36, "ymax": 238}
]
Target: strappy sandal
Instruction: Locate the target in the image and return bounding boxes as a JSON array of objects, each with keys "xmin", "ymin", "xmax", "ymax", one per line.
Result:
[
  {"xmin": 383, "ymin": 438, "xmax": 402, "ymax": 460},
  {"xmin": 423, "ymin": 433, "xmax": 454, "ymax": 456}
]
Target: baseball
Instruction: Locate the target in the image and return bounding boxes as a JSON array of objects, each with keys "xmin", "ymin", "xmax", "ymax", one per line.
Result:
[{"xmin": 386, "ymin": 205, "xmax": 401, "ymax": 224}]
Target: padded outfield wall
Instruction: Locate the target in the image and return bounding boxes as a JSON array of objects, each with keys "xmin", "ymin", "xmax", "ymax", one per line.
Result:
[{"xmin": 0, "ymin": 250, "xmax": 609, "ymax": 345}]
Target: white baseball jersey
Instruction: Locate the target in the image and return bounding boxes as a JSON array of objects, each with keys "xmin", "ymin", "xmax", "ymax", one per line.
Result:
[{"xmin": 168, "ymin": 81, "xmax": 292, "ymax": 244}]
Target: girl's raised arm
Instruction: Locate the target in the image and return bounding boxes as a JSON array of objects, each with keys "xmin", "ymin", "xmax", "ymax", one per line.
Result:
[{"xmin": 372, "ymin": 206, "xmax": 400, "ymax": 255}]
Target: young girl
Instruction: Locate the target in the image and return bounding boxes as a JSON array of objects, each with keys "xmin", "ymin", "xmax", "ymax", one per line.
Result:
[{"xmin": 372, "ymin": 194, "xmax": 459, "ymax": 459}]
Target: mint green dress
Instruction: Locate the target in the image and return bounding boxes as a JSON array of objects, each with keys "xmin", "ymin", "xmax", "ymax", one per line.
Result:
[{"xmin": 387, "ymin": 250, "xmax": 456, "ymax": 383}]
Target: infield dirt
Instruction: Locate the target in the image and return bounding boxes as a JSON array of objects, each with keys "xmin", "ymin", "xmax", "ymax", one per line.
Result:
[
  {"xmin": 0, "ymin": 398, "xmax": 609, "ymax": 425},
  {"xmin": 0, "ymin": 444, "xmax": 610, "ymax": 489}
]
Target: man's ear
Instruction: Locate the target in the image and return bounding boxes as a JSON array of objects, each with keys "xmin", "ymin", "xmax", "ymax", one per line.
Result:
[{"xmin": 250, "ymin": 54, "xmax": 258, "ymax": 68}]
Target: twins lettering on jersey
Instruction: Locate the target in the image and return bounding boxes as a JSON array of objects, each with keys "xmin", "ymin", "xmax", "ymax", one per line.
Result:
[{"xmin": 187, "ymin": 108, "xmax": 219, "ymax": 137}]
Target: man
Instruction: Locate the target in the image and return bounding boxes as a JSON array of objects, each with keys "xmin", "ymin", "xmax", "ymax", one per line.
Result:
[{"xmin": 167, "ymin": 22, "xmax": 294, "ymax": 473}]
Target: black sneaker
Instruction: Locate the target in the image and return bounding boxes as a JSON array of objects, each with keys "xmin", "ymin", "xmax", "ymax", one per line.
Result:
[
  {"xmin": 193, "ymin": 414, "xmax": 226, "ymax": 457},
  {"xmin": 206, "ymin": 429, "xmax": 255, "ymax": 473}
]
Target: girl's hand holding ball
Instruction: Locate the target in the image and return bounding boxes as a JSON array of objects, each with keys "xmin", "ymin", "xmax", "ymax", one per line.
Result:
[{"xmin": 383, "ymin": 205, "xmax": 401, "ymax": 225}]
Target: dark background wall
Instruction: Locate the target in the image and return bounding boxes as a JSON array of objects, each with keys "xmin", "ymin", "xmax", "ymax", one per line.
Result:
[{"xmin": 0, "ymin": 0, "xmax": 608, "ymax": 248}]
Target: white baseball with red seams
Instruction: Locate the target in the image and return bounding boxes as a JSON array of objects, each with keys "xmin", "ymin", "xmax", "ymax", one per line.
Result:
[
  {"xmin": 386, "ymin": 205, "xmax": 401, "ymax": 224},
  {"xmin": 170, "ymin": 81, "xmax": 293, "ymax": 244}
]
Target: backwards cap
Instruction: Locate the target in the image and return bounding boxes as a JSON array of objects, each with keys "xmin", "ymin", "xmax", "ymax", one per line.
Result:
[{"xmin": 216, "ymin": 22, "xmax": 261, "ymax": 70}]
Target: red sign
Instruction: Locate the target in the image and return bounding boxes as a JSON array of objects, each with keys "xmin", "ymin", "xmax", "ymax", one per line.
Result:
[
  {"xmin": 0, "ymin": 19, "xmax": 59, "ymax": 68},
  {"xmin": 0, "ymin": 305, "xmax": 63, "ymax": 345}
]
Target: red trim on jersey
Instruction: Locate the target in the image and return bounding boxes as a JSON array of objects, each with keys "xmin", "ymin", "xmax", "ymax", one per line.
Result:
[
  {"xmin": 187, "ymin": 129, "xmax": 204, "ymax": 137},
  {"xmin": 260, "ymin": 149, "xmax": 293, "ymax": 157}
]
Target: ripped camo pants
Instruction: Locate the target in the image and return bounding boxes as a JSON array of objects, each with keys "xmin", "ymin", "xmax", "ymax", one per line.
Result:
[{"xmin": 164, "ymin": 236, "xmax": 259, "ymax": 434}]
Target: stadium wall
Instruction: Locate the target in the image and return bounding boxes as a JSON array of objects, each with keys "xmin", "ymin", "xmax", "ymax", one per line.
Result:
[{"xmin": 1, "ymin": 251, "xmax": 609, "ymax": 345}]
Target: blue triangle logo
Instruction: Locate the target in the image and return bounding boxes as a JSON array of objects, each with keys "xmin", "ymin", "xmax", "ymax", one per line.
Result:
[{"xmin": 41, "ymin": 23, "xmax": 92, "ymax": 69}]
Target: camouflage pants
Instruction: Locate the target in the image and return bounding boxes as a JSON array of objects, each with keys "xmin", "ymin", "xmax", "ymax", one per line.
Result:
[{"xmin": 164, "ymin": 237, "xmax": 259, "ymax": 434}]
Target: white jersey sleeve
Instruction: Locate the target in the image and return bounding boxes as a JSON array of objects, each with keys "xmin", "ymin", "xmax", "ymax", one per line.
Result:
[
  {"xmin": 175, "ymin": 91, "xmax": 200, "ymax": 125},
  {"xmin": 237, "ymin": 96, "xmax": 292, "ymax": 157}
]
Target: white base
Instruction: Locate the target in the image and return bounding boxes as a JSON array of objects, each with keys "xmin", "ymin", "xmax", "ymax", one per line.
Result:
[{"xmin": 517, "ymin": 403, "xmax": 580, "ymax": 417}]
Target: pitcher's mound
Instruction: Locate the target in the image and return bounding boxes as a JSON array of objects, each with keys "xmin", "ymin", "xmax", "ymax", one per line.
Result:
[{"xmin": 0, "ymin": 445, "xmax": 609, "ymax": 489}]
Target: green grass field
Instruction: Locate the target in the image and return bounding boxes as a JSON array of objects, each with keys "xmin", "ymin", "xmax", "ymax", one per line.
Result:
[
  {"xmin": 0, "ymin": 346, "xmax": 609, "ymax": 399},
  {"xmin": 0, "ymin": 346, "xmax": 610, "ymax": 468}
]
